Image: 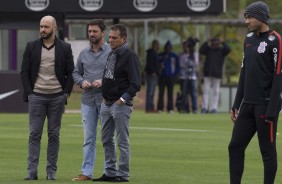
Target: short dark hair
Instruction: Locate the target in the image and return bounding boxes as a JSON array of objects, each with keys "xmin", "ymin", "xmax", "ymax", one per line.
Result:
[
  {"xmin": 110, "ymin": 24, "xmax": 127, "ymax": 38},
  {"xmin": 88, "ymin": 19, "xmax": 106, "ymax": 32},
  {"xmin": 186, "ymin": 37, "xmax": 199, "ymax": 48},
  {"xmin": 152, "ymin": 39, "xmax": 159, "ymax": 46}
]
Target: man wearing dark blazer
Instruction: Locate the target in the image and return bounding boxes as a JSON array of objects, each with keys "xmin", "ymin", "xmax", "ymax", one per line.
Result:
[{"xmin": 21, "ymin": 15, "xmax": 74, "ymax": 180}]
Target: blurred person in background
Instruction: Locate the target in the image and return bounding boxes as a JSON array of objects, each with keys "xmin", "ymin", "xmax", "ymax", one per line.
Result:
[
  {"xmin": 157, "ymin": 40, "xmax": 179, "ymax": 113},
  {"xmin": 199, "ymin": 37, "xmax": 231, "ymax": 113},
  {"xmin": 178, "ymin": 37, "xmax": 199, "ymax": 113},
  {"xmin": 144, "ymin": 39, "xmax": 160, "ymax": 113}
]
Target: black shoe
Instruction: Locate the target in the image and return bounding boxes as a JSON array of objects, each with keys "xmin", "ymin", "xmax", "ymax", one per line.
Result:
[
  {"xmin": 46, "ymin": 172, "xmax": 56, "ymax": 180},
  {"xmin": 92, "ymin": 174, "xmax": 115, "ymax": 181},
  {"xmin": 24, "ymin": 173, "xmax": 38, "ymax": 180},
  {"xmin": 112, "ymin": 176, "xmax": 129, "ymax": 182}
]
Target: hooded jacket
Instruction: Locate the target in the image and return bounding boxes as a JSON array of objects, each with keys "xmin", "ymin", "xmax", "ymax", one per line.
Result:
[{"xmin": 199, "ymin": 41, "xmax": 231, "ymax": 79}]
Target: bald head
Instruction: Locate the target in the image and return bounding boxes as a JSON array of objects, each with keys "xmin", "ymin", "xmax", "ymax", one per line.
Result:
[
  {"xmin": 41, "ymin": 15, "xmax": 57, "ymax": 27},
  {"xmin": 40, "ymin": 15, "xmax": 57, "ymax": 41}
]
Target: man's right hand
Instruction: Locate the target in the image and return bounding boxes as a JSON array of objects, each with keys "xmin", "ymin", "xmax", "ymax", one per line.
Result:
[
  {"xmin": 230, "ymin": 109, "xmax": 238, "ymax": 123},
  {"xmin": 82, "ymin": 80, "xmax": 92, "ymax": 89}
]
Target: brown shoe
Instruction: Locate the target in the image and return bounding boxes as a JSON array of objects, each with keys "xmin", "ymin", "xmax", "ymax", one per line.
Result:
[{"xmin": 72, "ymin": 174, "xmax": 92, "ymax": 181}]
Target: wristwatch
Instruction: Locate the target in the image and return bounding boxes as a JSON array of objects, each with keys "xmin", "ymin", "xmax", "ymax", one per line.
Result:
[{"xmin": 120, "ymin": 97, "xmax": 126, "ymax": 103}]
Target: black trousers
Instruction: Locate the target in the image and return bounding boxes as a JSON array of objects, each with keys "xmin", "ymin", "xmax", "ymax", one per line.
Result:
[
  {"xmin": 157, "ymin": 76, "xmax": 175, "ymax": 112},
  {"xmin": 228, "ymin": 103, "xmax": 279, "ymax": 184}
]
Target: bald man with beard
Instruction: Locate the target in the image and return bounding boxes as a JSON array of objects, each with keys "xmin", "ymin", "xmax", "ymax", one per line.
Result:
[{"xmin": 21, "ymin": 15, "xmax": 74, "ymax": 180}]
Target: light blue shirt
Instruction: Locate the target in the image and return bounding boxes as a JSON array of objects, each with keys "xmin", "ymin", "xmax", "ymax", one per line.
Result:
[{"xmin": 73, "ymin": 41, "xmax": 111, "ymax": 105}]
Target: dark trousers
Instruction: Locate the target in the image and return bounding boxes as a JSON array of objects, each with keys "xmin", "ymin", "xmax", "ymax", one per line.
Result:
[
  {"xmin": 179, "ymin": 79, "xmax": 198, "ymax": 113},
  {"xmin": 157, "ymin": 76, "xmax": 175, "ymax": 112},
  {"xmin": 145, "ymin": 74, "xmax": 158, "ymax": 111},
  {"xmin": 27, "ymin": 94, "xmax": 66, "ymax": 174},
  {"xmin": 228, "ymin": 103, "xmax": 279, "ymax": 184},
  {"xmin": 179, "ymin": 79, "xmax": 190, "ymax": 112}
]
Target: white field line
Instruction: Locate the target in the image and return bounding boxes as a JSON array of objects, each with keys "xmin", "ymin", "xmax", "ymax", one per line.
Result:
[{"xmin": 69, "ymin": 125, "xmax": 218, "ymax": 133}]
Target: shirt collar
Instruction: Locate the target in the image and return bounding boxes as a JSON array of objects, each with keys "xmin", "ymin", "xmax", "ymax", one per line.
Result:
[{"xmin": 41, "ymin": 37, "xmax": 57, "ymax": 50}]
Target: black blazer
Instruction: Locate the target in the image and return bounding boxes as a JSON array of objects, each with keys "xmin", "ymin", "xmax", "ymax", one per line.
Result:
[
  {"xmin": 102, "ymin": 49, "xmax": 141, "ymax": 103},
  {"xmin": 21, "ymin": 38, "xmax": 74, "ymax": 102}
]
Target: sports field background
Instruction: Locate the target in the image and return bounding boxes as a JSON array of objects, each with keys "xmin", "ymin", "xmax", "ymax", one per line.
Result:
[{"xmin": 1, "ymin": 111, "xmax": 282, "ymax": 184}]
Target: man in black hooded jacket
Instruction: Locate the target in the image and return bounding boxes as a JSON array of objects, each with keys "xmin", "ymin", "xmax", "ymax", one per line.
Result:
[{"xmin": 199, "ymin": 37, "xmax": 231, "ymax": 113}]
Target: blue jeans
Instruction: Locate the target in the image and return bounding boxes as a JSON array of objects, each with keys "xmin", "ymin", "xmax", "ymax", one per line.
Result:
[
  {"xmin": 100, "ymin": 102, "xmax": 132, "ymax": 180},
  {"xmin": 180, "ymin": 79, "xmax": 190, "ymax": 112},
  {"xmin": 145, "ymin": 75, "xmax": 158, "ymax": 111},
  {"xmin": 180, "ymin": 79, "xmax": 197, "ymax": 112},
  {"xmin": 81, "ymin": 102, "xmax": 100, "ymax": 178},
  {"xmin": 188, "ymin": 79, "xmax": 198, "ymax": 112}
]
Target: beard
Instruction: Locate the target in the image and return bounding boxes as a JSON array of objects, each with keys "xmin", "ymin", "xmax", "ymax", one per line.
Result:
[
  {"xmin": 247, "ymin": 22, "xmax": 262, "ymax": 33},
  {"xmin": 41, "ymin": 30, "xmax": 53, "ymax": 40},
  {"xmin": 90, "ymin": 35, "xmax": 102, "ymax": 44}
]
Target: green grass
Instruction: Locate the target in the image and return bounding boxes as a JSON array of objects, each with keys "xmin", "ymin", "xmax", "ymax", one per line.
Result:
[
  {"xmin": 0, "ymin": 111, "xmax": 282, "ymax": 183},
  {"xmin": 66, "ymin": 91, "xmax": 82, "ymax": 110}
]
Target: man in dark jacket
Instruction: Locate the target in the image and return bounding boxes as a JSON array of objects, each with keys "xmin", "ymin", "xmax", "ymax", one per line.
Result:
[
  {"xmin": 145, "ymin": 39, "xmax": 160, "ymax": 112},
  {"xmin": 21, "ymin": 15, "xmax": 74, "ymax": 180},
  {"xmin": 199, "ymin": 37, "xmax": 231, "ymax": 113},
  {"xmin": 93, "ymin": 24, "xmax": 141, "ymax": 183},
  {"xmin": 228, "ymin": 1, "xmax": 282, "ymax": 183}
]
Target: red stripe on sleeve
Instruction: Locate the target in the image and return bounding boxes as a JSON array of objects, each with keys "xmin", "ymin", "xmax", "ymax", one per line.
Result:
[
  {"xmin": 269, "ymin": 121, "xmax": 274, "ymax": 143},
  {"xmin": 271, "ymin": 31, "xmax": 282, "ymax": 74}
]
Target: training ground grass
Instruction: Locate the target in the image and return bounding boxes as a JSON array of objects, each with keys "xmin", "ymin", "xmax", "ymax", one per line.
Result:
[{"xmin": 0, "ymin": 111, "xmax": 282, "ymax": 184}]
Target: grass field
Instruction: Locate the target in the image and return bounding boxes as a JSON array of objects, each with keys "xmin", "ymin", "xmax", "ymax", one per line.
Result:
[{"xmin": 1, "ymin": 111, "xmax": 282, "ymax": 184}]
